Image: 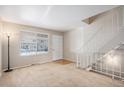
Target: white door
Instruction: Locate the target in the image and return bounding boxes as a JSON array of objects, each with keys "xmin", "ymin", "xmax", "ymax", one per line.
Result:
[{"xmin": 52, "ymin": 35, "xmax": 63, "ymax": 61}]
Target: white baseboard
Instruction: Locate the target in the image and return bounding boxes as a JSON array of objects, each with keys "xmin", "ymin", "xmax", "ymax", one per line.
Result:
[
  {"xmin": 2, "ymin": 61, "xmax": 51, "ymax": 72},
  {"xmin": 2, "ymin": 59, "xmax": 75, "ymax": 72}
]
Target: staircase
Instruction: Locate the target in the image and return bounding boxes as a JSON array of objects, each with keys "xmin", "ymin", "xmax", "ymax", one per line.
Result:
[
  {"xmin": 76, "ymin": 29, "xmax": 124, "ymax": 81},
  {"xmin": 93, "ymin": 44, "xmax": 124, "ymax": 80},
  {"xmin": 76, "ymin": 43, "xmax": 124, "ymax": 81},
  {"xmin": 76, "ymin": 6, "xmax": 124, "ymax": 81}
]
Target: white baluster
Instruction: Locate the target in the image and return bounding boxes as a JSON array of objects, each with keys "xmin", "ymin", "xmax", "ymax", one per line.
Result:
[{"xmin": 76, "ymin": 54, "xmax": 79, "ymax": 68}]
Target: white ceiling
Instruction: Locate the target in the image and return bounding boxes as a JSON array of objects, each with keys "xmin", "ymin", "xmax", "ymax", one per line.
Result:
[{"xmin": 0, "ymin": 5, "xmax": 118, "ymax": 32}]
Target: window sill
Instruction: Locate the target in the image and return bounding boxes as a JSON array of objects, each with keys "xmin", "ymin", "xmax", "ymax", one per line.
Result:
[{"xmin": 20, "ymin": 52, "xmax": 48, "ymax": 56}]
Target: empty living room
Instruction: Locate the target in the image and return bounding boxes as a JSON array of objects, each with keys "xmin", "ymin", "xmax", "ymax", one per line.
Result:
[{"xmin": 0, "ymin": 3, "xmax": 124, "ymax": 89}]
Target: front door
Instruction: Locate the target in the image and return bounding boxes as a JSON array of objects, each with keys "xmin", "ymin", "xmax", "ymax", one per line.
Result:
[{"xmin": 52, "ymin": 35, "xmax": 63, "ymax": 61}]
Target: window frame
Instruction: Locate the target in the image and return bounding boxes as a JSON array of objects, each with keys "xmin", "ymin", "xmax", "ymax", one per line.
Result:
[{"xmin": 20, "ymin": 30, "xmax": 49, "ymax": 56}]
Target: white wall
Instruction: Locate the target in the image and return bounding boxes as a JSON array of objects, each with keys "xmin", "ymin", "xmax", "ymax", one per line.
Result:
[
  {"xmin": 82, "ymin": 7, "xmax": 123, "ymax": 53},
  {"xmin": 64, "ymin": 27, "xmax": 84, "ymax": 62},
  {"xmin": 0, "ymin": 19, "xmax": 2, "ymax": 76},
  {"xmin": 2, "ymin": 22, "xmax": 63, "ymax": 70},
  {"xmin": 64, "ymin": 6, "xmax": 124, "ymax": 62}
]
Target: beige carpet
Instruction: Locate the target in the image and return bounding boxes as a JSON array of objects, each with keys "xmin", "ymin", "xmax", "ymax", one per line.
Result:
[{"xmin": 0, "ymin": 61, "xmax": 124, "ymax": 87}]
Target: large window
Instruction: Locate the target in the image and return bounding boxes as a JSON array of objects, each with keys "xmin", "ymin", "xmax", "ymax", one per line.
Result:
[{"xmin": 20, "ymin": 31, "xmax": 48, "ymax": 56}]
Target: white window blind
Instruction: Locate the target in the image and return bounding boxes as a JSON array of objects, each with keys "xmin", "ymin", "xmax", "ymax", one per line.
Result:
[{"xmin": 20, "ymin": 31, "xmax": 48, "ymax": 56}]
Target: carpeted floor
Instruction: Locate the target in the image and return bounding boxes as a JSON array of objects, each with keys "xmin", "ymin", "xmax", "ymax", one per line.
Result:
[{"xmin": 0, "ymin": 60, "xmax": 124, "ymax": 87}]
